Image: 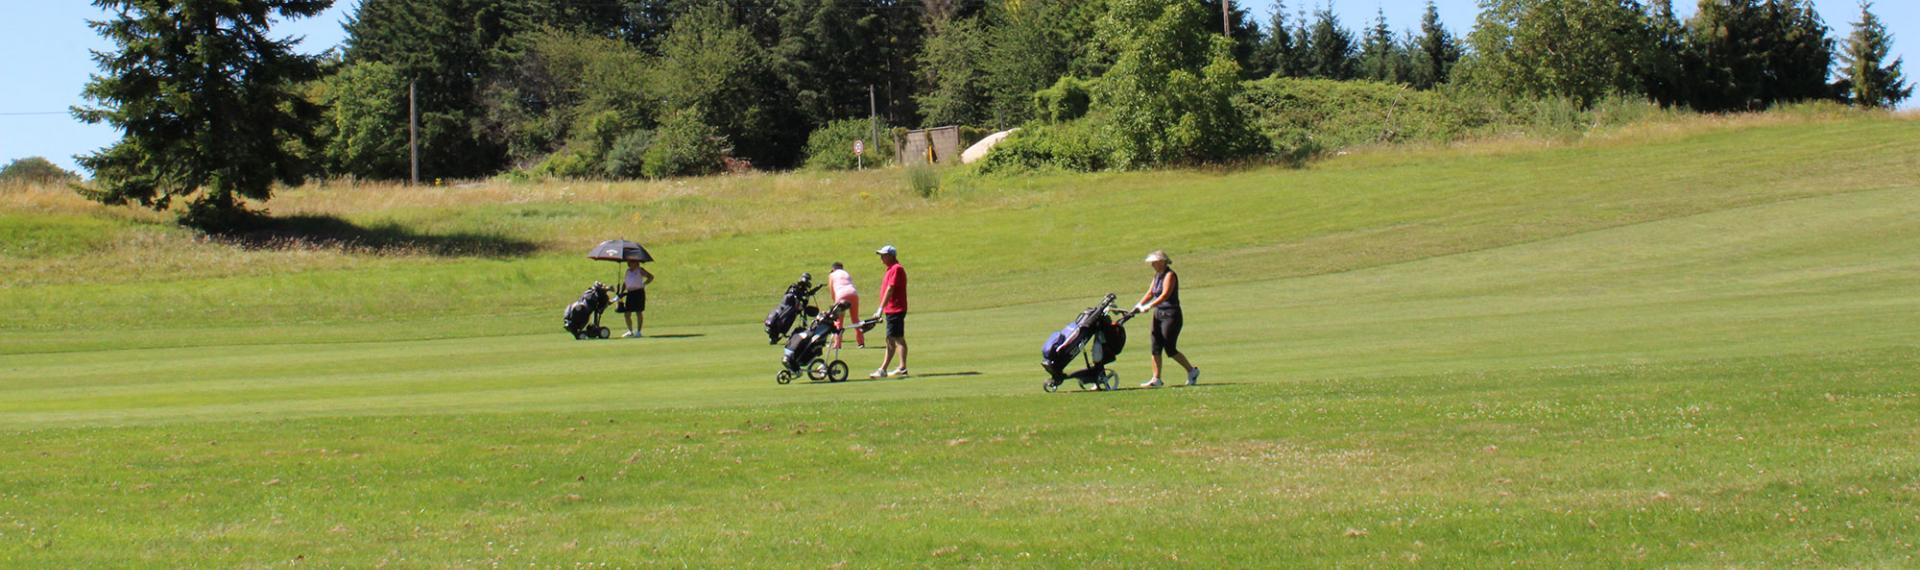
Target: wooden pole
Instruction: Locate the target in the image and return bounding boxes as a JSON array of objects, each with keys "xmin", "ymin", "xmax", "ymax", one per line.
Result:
[
  {"xmin": 1223, "ymin": 0, "xmax": 1231, "ymax": 36},
  {"xmin": 409, "ymin": 79, "xmax": 419, "ymax": 186}
]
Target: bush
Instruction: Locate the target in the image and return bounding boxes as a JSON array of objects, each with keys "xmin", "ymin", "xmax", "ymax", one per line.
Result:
[
  {"xmin": 642, "ymin": 108, "xmax": 728, "ymax": 179},
  {"xmin": 1031, "ymin": 76, "xmax": 1093, "ymax": 123},
  {"xmin": 602, "ymin": 130, "xmax": 654, "ymax": 179},
  {"xmin": 0, "ymin": 157, "xmax": 80, "ymax": 185},
  {"xmin": 1235, "ymin": 78, "xmax": 1496, "ymax": 159},
  {"xmin": 803, "ymin": 118, "xmax": 893, "ymax": 170},
  {"xmin": 975, "ymin": 119, "xmax": 1115, "ymax": 174}
]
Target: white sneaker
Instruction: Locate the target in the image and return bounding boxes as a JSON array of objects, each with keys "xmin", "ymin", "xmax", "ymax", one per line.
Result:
[
  {"xmin": 1141, "ymin": 378, "xmax": 1163, "ymax": 388},
  {"xmin": 621, "ymin": 331, "xmax": 638, "ymax": 338},
  {"xmin": 869, "ymin": 368, "xmax": 887, "ymax": 379},
  {"xmin": 1186, "ymin": 368, "xmax": 1200, "ymax": 386},
  {"xmin": 890, "ymin": 368, "xmax": 910, "ymax": 377}
]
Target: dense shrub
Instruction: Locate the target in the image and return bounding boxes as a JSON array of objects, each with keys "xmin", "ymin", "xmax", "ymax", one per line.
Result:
[
  {"xmin": 0, "ymin": 157, "xmax": 80, "ymax": 185},
  {"xmin": 803, "ymin": 118, "xmax": 894, "ymax": 170},
  {"xmin": 975, "ymin": 120, "xmax": 1115, "ymax": 174},
  {"xmin": 1235, "ymin": 78, "xmax": 1494, "ymax": 161},
  {"xmin": 642, "ymin": 108, "xmax": 728, "ymax": 179},
  {"xmin": 602, "ymin": 130, "xmax": 654, "ymax": 179},
  {"xmin": 1031, "ymin": 77, "xmax": 1093, "ymax": 124}
]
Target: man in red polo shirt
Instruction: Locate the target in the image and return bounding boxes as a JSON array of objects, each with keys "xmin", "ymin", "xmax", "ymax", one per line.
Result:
[{"xmin": 870, "ymin": 244, "xmax": 909, "ymax": 378}]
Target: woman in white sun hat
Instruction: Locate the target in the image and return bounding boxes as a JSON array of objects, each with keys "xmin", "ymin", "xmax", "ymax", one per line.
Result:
[{"xmin": 1130, "ymin": 250, "xmax": 1198, "ymax": 387}]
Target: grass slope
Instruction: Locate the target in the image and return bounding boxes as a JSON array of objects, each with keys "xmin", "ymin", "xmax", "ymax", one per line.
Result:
[{"xmin": 1, "ymin": 115, "xmax": 1917, "ymax": 566}]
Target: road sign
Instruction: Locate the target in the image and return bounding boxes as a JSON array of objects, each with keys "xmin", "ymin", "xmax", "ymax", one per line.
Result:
[{"xmin": 853, "ymin": 139, "xmax": 865, "ymax": 156}]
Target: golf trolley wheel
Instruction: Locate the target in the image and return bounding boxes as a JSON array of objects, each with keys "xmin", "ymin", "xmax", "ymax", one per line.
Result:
[
  {"xmin": 596, "ymin": 326, "xmax": 612, "ymax": 339},
  {"xmin": 776, "ymin": 370, "xmax": 794, "ymax": 385},
  {"xmin": 807, "ymin": 358, "xmax": 830, "ymax": 381},
  {"xmin": 827, "ymin": 360, "xmax": 850, "ymax": 382},
  {"xmin": 1043, "ymin": 380, "xmax": 1060, "ymax": 393},
  {"xmin": 1099, "ymin": 369, "xmax": 1120, "ymax": 391}
]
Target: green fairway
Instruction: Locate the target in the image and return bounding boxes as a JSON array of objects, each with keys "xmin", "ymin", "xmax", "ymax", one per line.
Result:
[{"xmin": 3, "ymin": 115, "xmax": 1918, "ymax": 566}]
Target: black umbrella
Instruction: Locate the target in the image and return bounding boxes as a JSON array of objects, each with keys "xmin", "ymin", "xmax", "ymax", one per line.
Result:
[
  {"xmin": 589, "ymin": 239, "xmax": 653, "ymax": 288},
  {"xmin": 588, "ymin": 239, "xmax": 653, "ymax": 263}
]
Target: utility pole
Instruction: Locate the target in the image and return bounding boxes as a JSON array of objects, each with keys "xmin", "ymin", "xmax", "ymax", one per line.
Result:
[
  {"xmin": 409, "ymin": 79, "xmax": 419, "ymax": 186},
  {"xmin": 1222, "ymin": 0, "xmax": 1231, "ymax": 36},
  {"xmin": 867, "ymin": 84, "xmax": 877, "ymax": 165}
]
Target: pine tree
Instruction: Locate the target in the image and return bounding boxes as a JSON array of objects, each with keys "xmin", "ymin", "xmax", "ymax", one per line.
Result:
[
  {"xmin": 74, "ymin": 0, "xmax": 331, "ymax": 229},
  {"xmin": 914, "ymin": 13, "xmax": 991, "ymax": 125},
  {"xmin": 1839, "ymin": 1, "xmax": 1912, "ymax": 108},
  {"xmin": 1358, "ymin": 8, "xmax": 1407, "ymax": 83},
  {"xmin": 1763, "ymin": 0, "xmax": 1836, "ymax": 104},
  {"xmin": 1408, "ymin": 1, "xmax": 1461, "ymax": 89},
  {"xmin": 1253, "ymin": 1, "xmax": 1305, "ymax": 78},
  {"xmin": 1641, "ymin": 0, "xmax": 1689, "ymax": 106},
  {"xmin": 1305, "ymin": 5, "xmax": 1358, "ymax": 80}
]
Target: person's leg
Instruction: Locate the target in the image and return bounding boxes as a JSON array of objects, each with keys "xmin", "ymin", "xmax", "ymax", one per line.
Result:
[
  {"xmin": 874, "ymin": 338, "xmax": 895, "ymax": 378},
  {"xmin": 850, "ymin": 294, "xmax": 865, "ymax": 347},
  {"xmin": 890, "ymin": 313, "xmax": 908, "ymax": 374},
  {"xmin": 830, "ymin": 301, "xmax": 845, "ymax": 350}
]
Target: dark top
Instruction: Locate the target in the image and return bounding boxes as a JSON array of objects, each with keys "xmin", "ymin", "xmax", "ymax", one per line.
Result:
[{"xmin": 1149, "ymin": 270, "xmax": 1180, "ymax": 312}]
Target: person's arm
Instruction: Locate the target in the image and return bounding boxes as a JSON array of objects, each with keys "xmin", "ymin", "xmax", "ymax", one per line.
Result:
[
  {"xmin": 1135, "ymin": 273, "xmax": 1175, "ymax": 313},
  {"xmin": 639, "ymin": 266, "xmax": 655, "ymax": 286},
  {"xmin": 872, "ymin": 282, "xmax": 892, "ymax": 319}
]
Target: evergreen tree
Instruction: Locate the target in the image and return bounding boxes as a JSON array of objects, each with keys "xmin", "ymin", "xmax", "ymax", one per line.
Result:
[
  {"xmin": 1685, "ymin": 0, "xmax": 1835, "ymax": 111},
  {"xmin": 771, "ymin": 0, "xmax": 925, "ymax": 129},
  {"xmin": 1838, "ymin": 1, "xmax": 1912, "ymax": 108},
  {"xmin": 1641, "ymin": 0, "xmax": 1690, "ymax": 106},
  {"xmin": 1764, "ymin": 0, "xmax": 1836, "ymax": 103},
  {"xmin": 915, "ymin": 14, "xmax": 991, "ymax": 126},
  {"xmin": 1252, "ymin": 2, "xmax": 1306, "ymax": 78},
  {"xmin": 74, "ymin": 0, "xmax": 330, "ymax": 229},
  {"xmin": 344, "ymin": 0, "xmax": 537, "ymax": 178},
  {"xmin": 1408, "ymin": 1, "xmax": 1462, "ymax": 89},
  {"xmin": 1305, "ymin": 5, "xmax": 1358, "ymax": 80},
  {"xmin": 1358, "ymin": 8, "xmax": 1408, "ymax": 83}
]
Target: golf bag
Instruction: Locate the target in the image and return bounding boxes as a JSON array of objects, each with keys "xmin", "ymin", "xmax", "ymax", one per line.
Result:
[
  {"xmin": 1041, "ymin": 294, "xmax": 1133, "ymax": 391},
  {"xmin": 778, "ymin": 300, "xmax": 851, "ymax": 383},
  {"xmin": 764, "ymin": 274, "xmax": 824, "ymax": 344},
  {"xmin": 563, "ymin": 282, "xmax": 614, "ymax": 339}
]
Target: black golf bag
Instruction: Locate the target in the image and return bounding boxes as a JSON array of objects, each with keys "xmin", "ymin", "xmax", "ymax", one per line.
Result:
[
  {"xmin": 1041, "ymin": 294, "xmax": 1133, "ymax": 391},
  {"xmin": 563, "ymin": 282, "xmax": 614, "ymax": 339},
  {"xmin": 777, "ymin": 301, "xmax": 851, "ymax": 383},
  {"xmin": 764, "ymin": 274, "xmax": 824, "ymax": 344}
]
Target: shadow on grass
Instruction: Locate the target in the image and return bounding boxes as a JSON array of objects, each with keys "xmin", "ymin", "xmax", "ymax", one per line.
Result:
[
  {"xmin": 1061, "ymin": 382, "xmax": 1238, "ymax": 394},
  {"xmin": 643, "ymin": 334, "xmax": 706, "ymax": 339},
  {"xmin": 790, "ymin": 370, "xmax": 982, "ymax": 386},
  {"xmin": 209, "ymin": 214, "xmax": 537, "ymax": 258}
]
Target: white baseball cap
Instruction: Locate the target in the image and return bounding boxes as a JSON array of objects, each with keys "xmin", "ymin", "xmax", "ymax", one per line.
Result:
[{"xmin": 876, "ymin": 245, "xmax": 898, "ymax": 256}]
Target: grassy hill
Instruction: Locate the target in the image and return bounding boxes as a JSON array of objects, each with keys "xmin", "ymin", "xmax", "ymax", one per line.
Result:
[{"xmin": 1, "ymin": 113, "xmax": 1917, "ymax": 566}]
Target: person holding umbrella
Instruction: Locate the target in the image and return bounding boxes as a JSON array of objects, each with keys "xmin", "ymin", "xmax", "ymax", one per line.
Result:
[
  {"xmin": 587, "ymin": 239, "xmax": 655, "ymax": 338},
  {"xmin": 869, "ymin": 245, "xmax": 909, "ymax": 378},
  {"xmin": 618, "ymin": 259, "xmax": 654, "ymax": 338}
]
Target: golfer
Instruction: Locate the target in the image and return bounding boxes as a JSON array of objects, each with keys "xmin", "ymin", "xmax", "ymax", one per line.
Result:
[
  {"xmin": 1131, "ymin": 250, "xmax": 1198, "ymax": 387},
  {"xmin": 828, "ymin": 261, "xmax": 864, "ymax": 349},
  {"xmin": 618, "ymin": 259, "xmax": 654, "ymax": 338},
  {"xmin": 869, "ymin": 245, "xmax": 909, "ymax": 378}
]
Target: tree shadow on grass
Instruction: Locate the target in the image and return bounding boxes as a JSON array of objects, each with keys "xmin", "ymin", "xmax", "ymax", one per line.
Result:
[
  {"xmin": 790, "ymin": 371, "xmax": 982, "ymax": 386},
  {"xmin": 208, "ymin": 214, "xmax": 538, "ymax": 258}
]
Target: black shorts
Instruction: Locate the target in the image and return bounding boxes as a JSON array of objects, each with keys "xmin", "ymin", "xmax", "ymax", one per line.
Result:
[
  {"xmin": 1151, "ymin": 308, "xmax": 1183, "ymax": 355},
  {"xmin": 884, "ymin": 312, "xmax": 906, "ymax": 339},
  {"xmin": 616, "ymin": 289, "xmax": 646, "ymax": 313}
]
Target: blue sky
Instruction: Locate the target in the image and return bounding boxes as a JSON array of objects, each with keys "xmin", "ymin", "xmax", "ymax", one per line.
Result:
[{"xmin": 2, "ymin": 1, "xmax": 1911, "ymax": 174}]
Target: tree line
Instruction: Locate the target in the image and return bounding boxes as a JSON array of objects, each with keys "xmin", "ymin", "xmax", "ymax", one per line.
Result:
[{"xmin": 74, "ymin": 0, "xmax": 1908, "ymax": 228}]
